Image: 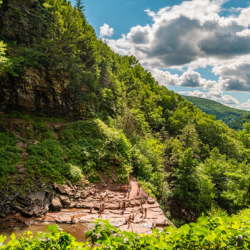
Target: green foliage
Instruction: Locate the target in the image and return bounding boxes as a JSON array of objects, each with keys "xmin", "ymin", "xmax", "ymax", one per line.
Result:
[
  {"xmin": 69, "ymin": 164, "xmax": 83, "ymax": 183},
  {"xmin": 0, "ymin": 40, "xmax": 12, "ymax": 76},
  {"xmin": 4, "ymin": 212, "xmax": 250, "ymax": 249},
  {"xmin": 60, "ymin": 120, "xmax": 132, "ymax": 182},
  {"xmin": 2, "ymin": 0, "xmax": 250, "ymax": 223},
  {"xmin": 88, "ymin": 173, "xmax": 102, "ymax": 183},
  {"xmin": 75, "ymin": 0, "xmax": 85, "ymax": 13},
  {"xmin": 0, "ymin": 132, "xmax": 22, "ymax": 176},
  {"xmin": 183, "ymin": 95, "xmax": 249, "ymax": 129},
  {"xmin": 231, "ymin": 113, "xmax": 250, "ymax": 131},
  {"xmin": 25, "ymin": 139, "xmax": 71, "ymax": 183},
  {"xmin": 0, "ymin": 224, "xmax": 87, "ymax": 249}
]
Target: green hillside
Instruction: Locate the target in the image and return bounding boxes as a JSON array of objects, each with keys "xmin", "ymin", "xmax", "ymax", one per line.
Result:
[
  {"xmin": 2, "ymin": 0, "xmax": 250, "ymax": 243},
  {"xmin": 182, "ymin": 95, "xmax": 249, "ymax": 129}
]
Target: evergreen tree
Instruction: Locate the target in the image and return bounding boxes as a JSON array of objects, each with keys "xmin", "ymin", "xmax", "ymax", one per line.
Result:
[{"xmin": 76, "ymin": 0, "xmax": 84, "ymax": 13}]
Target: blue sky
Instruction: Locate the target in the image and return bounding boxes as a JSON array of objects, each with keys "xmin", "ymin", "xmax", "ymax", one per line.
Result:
[{"xmin": 70, "ymin": 0, "xmax": 250, "ymax": 110}]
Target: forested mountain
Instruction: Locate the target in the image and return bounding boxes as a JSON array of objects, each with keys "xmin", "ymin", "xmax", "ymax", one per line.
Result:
[
  {"xmin": 182, "ymin": 95, "xmax": 249, "ymax": 129},
  {"xmin": 1, "ymin": 0, "xmax": 250, "ymax": 232},
  {"xmin": 230, "ymin": 113, "xmax": 250, "ymax": 131}
]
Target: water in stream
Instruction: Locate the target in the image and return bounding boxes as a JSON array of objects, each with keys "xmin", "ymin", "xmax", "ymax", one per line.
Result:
[{"xmin": 0, "ymin": 222, "xmax": 91, "ymax": 244}]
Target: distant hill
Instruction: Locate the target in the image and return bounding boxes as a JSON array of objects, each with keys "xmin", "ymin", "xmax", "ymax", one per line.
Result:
[
  {"xmin": 230, "ymin": 113, "xmax": 250, "ymax": 130},
  {"xmin": 182, "ymin": 95, "xmax": 250, "ymax": 130}
]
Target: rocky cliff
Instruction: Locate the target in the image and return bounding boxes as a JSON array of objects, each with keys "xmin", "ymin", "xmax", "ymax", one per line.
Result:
[
  {"xmin": 0, "ymin": 67, "xmax": 84, "ymax": 118},
  {"xmin": 0, "ymin": 0, "xmax": 88, "ymax": 119}
]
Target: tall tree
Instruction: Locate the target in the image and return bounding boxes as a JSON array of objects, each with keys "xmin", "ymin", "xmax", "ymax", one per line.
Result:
[{"xmin": 76, "ymin": 0, "xmax": 84, "ymax": 13}]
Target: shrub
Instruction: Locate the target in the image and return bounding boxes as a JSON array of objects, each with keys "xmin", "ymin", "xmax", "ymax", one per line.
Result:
[
  {"xmin": 69, "ymin": 164, "xmax": 83, "ymax": 183},
  {"xmin": 88, "ymin": 173, "xmax": 101, "ymax": 183}
]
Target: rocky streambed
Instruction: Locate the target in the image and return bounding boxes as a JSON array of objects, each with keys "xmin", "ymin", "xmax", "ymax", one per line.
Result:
[{"xmin": 0, "ymin": 176, "xmax": 172, "ymax": 235}]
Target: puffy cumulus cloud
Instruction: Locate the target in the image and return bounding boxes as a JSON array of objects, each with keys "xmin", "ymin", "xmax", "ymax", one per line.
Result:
[
  {"xmin": 183, "ymin": 90, "xmax": 239, "ymax": 105},
  {"xmin": 237, "ymin": 100, "xmax": 250, "ymax": 110},
  {"xmin": 152, "ymin": 69, "xmax": 219, "ymax": 90},
  {"xmin": 105, "ymin": 0, "xmax": 250, "ymax": 68},
  {"xmin": 236, "ymin": 29, "xmax": 250, "ymax": 37},
  {"xmin": 103, "ymin": 0, "xmax": 250, "ymax": 93},
  {"xmin": 213, "ymin": 59, "xmax": 250, "ymax": 91},
  {"xmin": 100, "ymin": 23, "xmax": 114, "ymax": 38}
]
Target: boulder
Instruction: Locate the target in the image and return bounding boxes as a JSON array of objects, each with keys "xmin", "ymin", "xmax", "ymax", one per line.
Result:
[
  {"xmin": 60, "ymin": 195, "xmax": 71, "ymax": 205},
  {"xmin": 129, "ymin": 200, "xmax": 136, "ymax": 207},
  {"xmin": 69, "ymin": 201, "xmax": 76, "ymax": 208},
  {"xmin": 50, "ymin": 197, "xmax": 62, "ymax": 211},
  {"xmin": 53, "ymin": 182, "xmax": 58, "ymax": 190},
  {"xmin": 148, "ymin": 198, "xmax": 155, "ymax": 204},
  {"xmin": 76, "ymin": 202, "xmax": 85, "ymax": 208},
  {"xmin": 83, "ymin": 202, "xmax": 96, "ymax": 208},
  {"xmin": 134, "ymin": 200, "xmax": 141, "ymax": 206},
  {"xmin": 106, "ymin": 204, "xmax": 119, "ymax": 210},
  {"xmin": 74, "ymin": 191, "xmax": 82, "ymax": 199},
  {"xmin": 81, "ymin": 191, "xmax": 89, "ymax": 199},
  {"xmin": 56, "ymin": 185, "xmax": 73, "ymax": 196}
]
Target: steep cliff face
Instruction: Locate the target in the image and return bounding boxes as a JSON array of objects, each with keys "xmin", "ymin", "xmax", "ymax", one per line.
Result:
[
  {"xmin": 0, "ymin": 0, "xmax": 89, "ymax": 119},
  {"xmin": 0, "ymin": 67, "xmax": 86, "ymax": 118}
]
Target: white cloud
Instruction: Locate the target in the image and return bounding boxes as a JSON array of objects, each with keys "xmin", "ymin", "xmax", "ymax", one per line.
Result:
[
  {"xmin": 152, "ymin": 69, "xmax": 220, "ymax": 90},
  {"xmin": 102, "ymin": 0, "xmax": 250, "ymax": 93},
  {"xmin": 100, "ymin": 23, "xmax": 114, "ymax": 37},
  {"xmin": 182, "ymin": 90, "xmax": 239, "ymax": 105},
  {"xmin": 237, "ymin": 100, "xmax": 250, "ymax": 110},
  {"xmin": 236, "ymin": 29, "xmax": 250, "ymax": 37}
]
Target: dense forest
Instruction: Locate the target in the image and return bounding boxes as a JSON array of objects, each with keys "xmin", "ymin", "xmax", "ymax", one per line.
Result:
[
  {"xmin": 1, "ymin": 0, "xmax": 250, "ymax": 247},
  {"xmin": 182, "ymin": 96, "xmax": 250, "ymax": 130}
]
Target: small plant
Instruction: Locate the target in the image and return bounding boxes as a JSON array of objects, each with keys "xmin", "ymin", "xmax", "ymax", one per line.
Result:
[
  {"xmin": 88, "ymin": 173, "xmax": 101, "ymax": 183},
  {"xmin": 69, "ymin": 164, "xmax": 83, "ymax": 183}
]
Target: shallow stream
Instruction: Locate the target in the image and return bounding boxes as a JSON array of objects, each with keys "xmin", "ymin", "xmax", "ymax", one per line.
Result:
[{"xmin": 0, "ymin": 222, "xmax": 91, "ymax": 244}]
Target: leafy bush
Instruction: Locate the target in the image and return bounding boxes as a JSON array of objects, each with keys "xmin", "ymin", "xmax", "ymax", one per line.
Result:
[
  {"xmin": 69, "ymin": 164, "xmax": 83, "ymax": 183},
  {"xmin": 0, "ymin": 132, "xmax": 22, "ymax": 176},
  {"xmin": 3, "ymin": 211, "xmax": 250, "ymax": 249},
  {"xmin": 88, "ymin": 173, "xmax": 101, "ymax": 183}
]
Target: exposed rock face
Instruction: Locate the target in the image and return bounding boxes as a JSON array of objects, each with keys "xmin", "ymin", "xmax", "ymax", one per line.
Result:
[
  {"xmin": 50, "ymin": 197, "xmax": 62, "ymax": 211},
  {"xmin": 0, "ymin": 66, "xmax": 84, "ymax": 118},
  {"xmin": 0, "ymin": 1, "xmax": 88, "ymax": 118}
]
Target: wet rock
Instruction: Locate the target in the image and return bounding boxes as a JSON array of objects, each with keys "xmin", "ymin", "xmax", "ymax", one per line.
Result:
[
  {"xmin": 50, "ymin": 197, "xmax": 62, "ymax": 211},
  {"xmin": 60, "ymin": 195, "xmax": 70, "ymax": 205}
]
